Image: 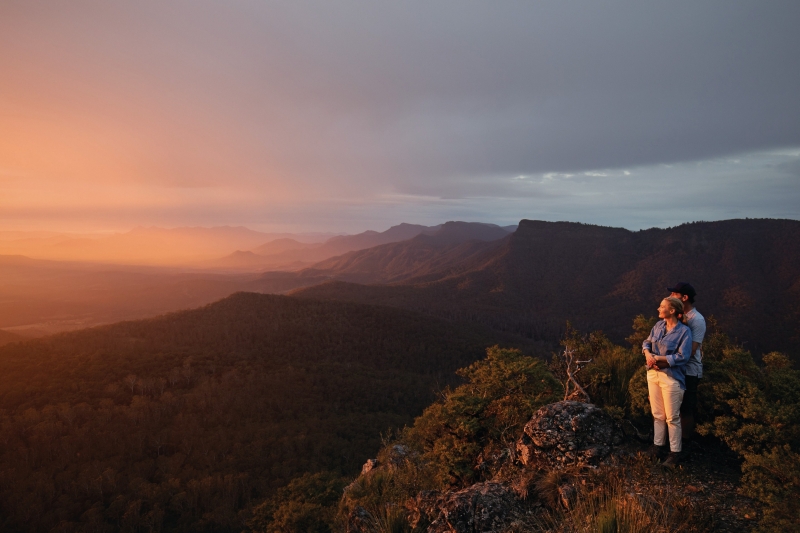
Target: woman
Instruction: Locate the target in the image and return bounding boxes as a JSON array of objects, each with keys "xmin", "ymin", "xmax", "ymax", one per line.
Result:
[{"xmin": 642, "ymin": 296, "xmax": 692, "ymax": 466}]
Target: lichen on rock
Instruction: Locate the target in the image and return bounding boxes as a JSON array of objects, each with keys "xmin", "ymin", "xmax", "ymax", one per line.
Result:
[
  {"xmin": 516, "ymin": 400, "xmax": 623, "ymax": 469},
  {"xmin": 407, "ymin": 482, "xmax": 521, "ymax": 533}
]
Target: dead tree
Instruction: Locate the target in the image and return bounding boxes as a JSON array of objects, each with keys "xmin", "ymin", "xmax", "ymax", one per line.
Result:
[{"xmin": 562, "ymin": 348, "xmax": 592, "ymax": 403}]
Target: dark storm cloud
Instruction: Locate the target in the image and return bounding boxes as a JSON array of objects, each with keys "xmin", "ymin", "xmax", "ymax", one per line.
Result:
[
  {"xmin": 223, "ymin": 1, "xmax": 800, "ymax": 182},
  {"xmin": 1, "ymin": 0, "xmax": 798, "ymax": 231}
]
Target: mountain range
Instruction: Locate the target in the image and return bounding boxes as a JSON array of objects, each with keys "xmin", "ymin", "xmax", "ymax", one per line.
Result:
[
  {"xmin": 206, "ymin": 222, "xmax": 516, "ymax": 271},
  {"xmin": 288, "ymin": 219, "xmax": 800, "ymax": 358},
  {"xmin": 0, "ymin": 222, "xmax": 514, "ymax": 335},
  {"xmin": 1, "ymin": 218, "xmax": 798, "ymax": 360}
]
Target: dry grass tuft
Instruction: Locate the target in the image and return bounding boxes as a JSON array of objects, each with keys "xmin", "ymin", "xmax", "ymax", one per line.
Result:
[{"xmin": 510, "ymin": 456, "xmax": 713, "ymax": 533}]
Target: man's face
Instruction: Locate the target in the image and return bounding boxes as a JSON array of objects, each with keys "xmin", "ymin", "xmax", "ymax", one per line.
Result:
[{"xmin": 670, "ymin": 292, "xmax": 687, "ymax": 302}]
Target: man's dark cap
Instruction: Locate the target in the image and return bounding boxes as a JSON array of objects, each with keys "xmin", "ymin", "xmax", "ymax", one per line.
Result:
[{"xmin": 667, "ymin": 282, "xmax": 696, "ymax": 298}]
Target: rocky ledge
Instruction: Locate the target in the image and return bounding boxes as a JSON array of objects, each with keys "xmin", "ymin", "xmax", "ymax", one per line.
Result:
[{"xmin": 347, "ymin": 401, "xmax": 625, "ymax": 533}]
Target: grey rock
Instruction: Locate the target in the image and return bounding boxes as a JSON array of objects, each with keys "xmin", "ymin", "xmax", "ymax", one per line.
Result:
[
  {"xmin": 516, "ymin": 401, "xmax": 623, "ymax": 469},
  {"xmin": 410, "ymin": 482, "xmax": 520, "ymax": 533}
]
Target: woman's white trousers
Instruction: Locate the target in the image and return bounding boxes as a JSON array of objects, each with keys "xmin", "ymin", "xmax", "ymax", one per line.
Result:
[{"xmin": 647, "ymin": 369, "xmax": 684, "ymax": 452}]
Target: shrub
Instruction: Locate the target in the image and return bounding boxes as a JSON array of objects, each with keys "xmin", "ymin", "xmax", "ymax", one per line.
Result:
[
  {"xmin": 404, "ymin": 346, "xmax": 561, "ymax": 487},
  {"xmin": 697, "ymin": 331, "xmax": 800, "ymax": 532},
  {"xmin": 555, "ymin": 322, "xmax": 649, "ymax": 417}
]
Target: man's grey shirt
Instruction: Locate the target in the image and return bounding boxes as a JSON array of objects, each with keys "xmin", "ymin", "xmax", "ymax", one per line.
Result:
[{"xmin": 684, "ymin": 308, "xmax": 706, "ymax": 378}]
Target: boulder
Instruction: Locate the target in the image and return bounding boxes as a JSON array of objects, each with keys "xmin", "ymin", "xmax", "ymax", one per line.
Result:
[
  {"xmin": 516, "ymin": 401, "xmax": 623, "ymax": 468},
  {"xmin": 407, "ymin": 482, "xmax": 520, "ymax": 533}
]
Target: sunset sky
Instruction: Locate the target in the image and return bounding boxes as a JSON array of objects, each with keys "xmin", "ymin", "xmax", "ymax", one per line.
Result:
[{"xmin": 2, "ymin": 1, "xmax": 799, "ymax": 234}]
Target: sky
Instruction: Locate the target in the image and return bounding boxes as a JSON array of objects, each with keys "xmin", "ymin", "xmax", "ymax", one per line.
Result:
[{"xmin": 1, "ymin": 1, "xmax": 799, "ymax": 234}]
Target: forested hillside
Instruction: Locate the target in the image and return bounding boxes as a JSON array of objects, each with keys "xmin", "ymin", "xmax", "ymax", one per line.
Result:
[
  {"xmin": 293, "ymin": 219, "xmax": 800, "ymax": 358},
  {"xmin": 0, "ymin": 293, "xmax": 521, "ymax": 532},
  {"xmin": 0, "ymin": 255, "xmax": 258, "ymax": 336}
]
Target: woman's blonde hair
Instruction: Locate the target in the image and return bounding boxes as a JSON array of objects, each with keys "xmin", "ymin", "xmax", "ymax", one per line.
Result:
[{"xmin": 663, "ymin": 296, "xmax": 686, "ymax": 324}]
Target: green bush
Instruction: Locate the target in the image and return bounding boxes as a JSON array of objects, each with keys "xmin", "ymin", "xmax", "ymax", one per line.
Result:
[
  {"xmin": 404, "ymin": 345, "xmax": 561, "ymax": 487},
  {"xmin": 556, "ymin": 322, "xmax": 649, "ymax": 417},
  {"xmin": 698, "ymin": 340, "xmax": 800, "ymax": 532}
]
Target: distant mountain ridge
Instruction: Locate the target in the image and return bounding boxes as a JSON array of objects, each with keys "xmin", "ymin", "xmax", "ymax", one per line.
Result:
[
  {"xmin": 246, "ymin": 221, "xmax": 515, "ymax": 289},
  {"xmin": 292, "ymin": 219, "xmax": 800, "ymax": 358},
  {"xmin": 209, "ymin": 221, "xmax": 514, "ymax": 272},
  {"xmin": 0, "ymin": 221, "xmax": 516, "ymax": 334},
  {"xmin": 298, "ymin": 221, "xmax": 512, "ymax": 284}
]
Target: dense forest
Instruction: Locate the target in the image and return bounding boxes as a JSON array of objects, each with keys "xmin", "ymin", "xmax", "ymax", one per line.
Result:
[{"xmin": 0, "ymin": 293, "xmax": 532, "ymax": 532}]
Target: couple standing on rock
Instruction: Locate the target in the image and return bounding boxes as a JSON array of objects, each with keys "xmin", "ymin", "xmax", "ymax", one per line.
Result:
[{"xmin": 642, "ymin": 282, "xmax": 706, "ymax": 467}]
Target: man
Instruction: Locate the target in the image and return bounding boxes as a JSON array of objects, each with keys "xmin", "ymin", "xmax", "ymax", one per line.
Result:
[{"xmin": 668, "ymin": 282, "xmax": 706, "ymax": 457}]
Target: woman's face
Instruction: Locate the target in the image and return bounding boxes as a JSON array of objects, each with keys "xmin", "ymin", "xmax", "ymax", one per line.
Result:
[{"xmin": 658, "ymin": 299, "xmax": 674, "ymax": 319}]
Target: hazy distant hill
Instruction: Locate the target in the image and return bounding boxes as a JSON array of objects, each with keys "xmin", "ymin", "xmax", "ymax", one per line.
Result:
[
  {"xmin": 0, "ymin": 226, "xmax": 334, "ymax": 266},
  {"xmin": 243, "ymin": 221, "xmax": 513, "ymax": 288},
  {"xmin": 299, "ymin": 221, "xmax": 512, "ymax": 283},
  {"xmin": 251, "ymin": 237, "xmax": 317, "ymax": 255},
  {"xmin": 305, "ymin": 222, "xmax": 515, "ymax": 263},
  {"xmin": 0, "ymin": 255, "xmax": 257, "ymax": 334},
  {"xmin": 0, "ymin": 223, "xmax": 460, "ymax": 332},
  {"xmin": 205, "ymin": 222, "xmax": 512, "ymax": 272},
  {"xmin": 257, "ymin": 223, "xmax": 444, "ymax": 266},
  {"xmin": 294, "ymin": 219, "xmax": 800, "ymax": 358},
  {"xmin": 0, "ymin": 292, "xmax": 516, "ymax": 532}
]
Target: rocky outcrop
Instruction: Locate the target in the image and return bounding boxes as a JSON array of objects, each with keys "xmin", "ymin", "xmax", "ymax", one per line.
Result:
[
  {"xmin": 346, "ymin": 402, "xmax": 623, "ymax": 533},
  {"xmin": 407, "ymin": 482, "xmax": 521, "ymax": 533},
  {"xmin": 516, "ymin": 401, "xmax": 623, "ymax": 468}
]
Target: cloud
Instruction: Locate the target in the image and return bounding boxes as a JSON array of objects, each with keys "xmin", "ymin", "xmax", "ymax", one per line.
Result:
[
  {"xmin": 776, "ymin": 157, "xmax": 800, "ymax": 177},
  {"xmin": 0, "ymin": 1, "xmax": 798, "ymax": 232},
  {"xmin": 542, "ymin": 173, "xmax": 574, "ymax": 181}
]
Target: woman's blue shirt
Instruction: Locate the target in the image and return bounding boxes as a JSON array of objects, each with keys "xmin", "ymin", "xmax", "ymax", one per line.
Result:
[{"xmin": 642, "ymin": 320, "xmax": 693, "ymax": 390}]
